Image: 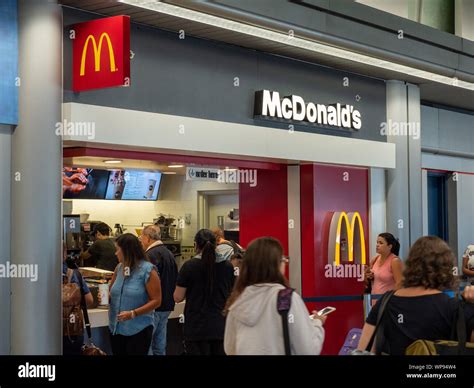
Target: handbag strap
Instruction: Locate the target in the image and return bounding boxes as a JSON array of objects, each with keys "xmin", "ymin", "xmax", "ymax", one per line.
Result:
[
  {"xmin": 277, "ymin": 288, "xmax": 294, "ymax": 355},
  {"xmin": 66, "ymin": 268, "xmax": 74, "ymax": 283},
  {"xmin": 366, "ymin": 290, "xmax": 395, "ymax": 353},
  {"xmin": 76, "ymin": 270, "xmax": 92, "ymax": 340}
]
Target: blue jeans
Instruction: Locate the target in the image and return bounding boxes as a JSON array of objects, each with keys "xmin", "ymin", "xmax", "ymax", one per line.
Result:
[{"xmin": 150, "ymin": 311, "xmax": 171, "ymax": 355}]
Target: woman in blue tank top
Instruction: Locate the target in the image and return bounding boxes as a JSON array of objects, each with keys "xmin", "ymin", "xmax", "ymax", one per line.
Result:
[{"xmin": 109, "ymin": 233, "xmax": 162, "ymax": 355}]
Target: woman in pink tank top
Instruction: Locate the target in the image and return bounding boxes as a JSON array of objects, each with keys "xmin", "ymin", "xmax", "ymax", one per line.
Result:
[{"xmin": 365, "ymin": 233, "xmax": 403, "ymax": 300}]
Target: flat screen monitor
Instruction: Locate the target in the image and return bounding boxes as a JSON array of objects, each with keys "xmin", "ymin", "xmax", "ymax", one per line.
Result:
[
  {"xmin": 63, "ymin": 167, "xmax": 162, "ymax": 201},
  {"xmin": 105, "ymin": 170, "xmax": 162, "ymax": 201},
  {"xmin": 63, "ymin": 168, "xmax": 109, "ymax": 199}
]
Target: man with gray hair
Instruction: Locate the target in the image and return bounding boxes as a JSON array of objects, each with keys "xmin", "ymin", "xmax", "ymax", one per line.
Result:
[{"xmin": 141, "ymin": 225, "xmax": 178, "ymax": 355}]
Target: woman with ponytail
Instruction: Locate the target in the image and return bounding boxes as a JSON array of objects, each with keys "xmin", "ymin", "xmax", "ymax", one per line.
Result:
[{"xmin": 174, "ymin": 229, "xmax": 235, "ymax": 355}]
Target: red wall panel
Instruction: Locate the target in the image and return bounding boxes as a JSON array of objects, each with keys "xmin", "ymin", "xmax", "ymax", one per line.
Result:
[
  {"xmin": 239, "ymin": 167, "xmax": 288, "ymax": 255},
  {"xmin": 301, "ymin": 164, "xmax": 369, "ymax": 355}
]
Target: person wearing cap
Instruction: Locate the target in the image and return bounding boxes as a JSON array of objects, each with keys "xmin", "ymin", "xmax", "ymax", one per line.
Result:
[{"xmin": 81, "ymin": 222, "xmax": 118, "ymax": 271}]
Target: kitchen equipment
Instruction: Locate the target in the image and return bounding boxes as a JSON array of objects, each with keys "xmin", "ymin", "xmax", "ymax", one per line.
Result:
[
  {"xmin": 163, "ymin": 241, "xmax": 182, "ymax": 258},
  {"xmin": 80, "ymin": 213, "xmax": 90, "ymax": 223},
  {"xmin": 114, "ymin": 224, "xmax": 124, "ymax": 237}
]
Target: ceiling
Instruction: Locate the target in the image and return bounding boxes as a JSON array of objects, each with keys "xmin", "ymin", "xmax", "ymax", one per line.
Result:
[
  {"xmin": 63, "ymin": 154, "xmax": 247, "ymax": 174},
  {"xmin": 63, "ymin": 155, "xmax": 187, "ymax": 174},
  {"xmin": 59, "ymin": 0, "xmax": 474, "ymax": 111}
]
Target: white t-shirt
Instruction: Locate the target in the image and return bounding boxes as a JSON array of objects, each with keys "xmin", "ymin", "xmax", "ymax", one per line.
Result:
[{"xmin": 463, "ymin": 245, "xmax": 474, "ymax": 270}]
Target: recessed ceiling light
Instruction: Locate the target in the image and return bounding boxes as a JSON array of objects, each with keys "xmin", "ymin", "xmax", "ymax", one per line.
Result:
[
  {"xmin": 103, "ymin": 160, "xmax": 123, "ymax": 164},
  {"xmin": 162, "ymin": 171, "xmax": 177, "ymax": 175},
  {"xmin": 168, "ymin": 164, "xmax": 184, "ymax": 168}
]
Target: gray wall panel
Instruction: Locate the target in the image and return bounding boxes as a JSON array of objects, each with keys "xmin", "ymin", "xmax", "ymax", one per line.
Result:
[
  {"xmin": 422, "ymin": 105, "xmax": 474, "ymax": 154},
  {"xmin": 463, "ymin": 39, "xmax": 474, "ymax": 56},
  {"xmin": 0, "ymin": 124, "xmax": 11, "ymax": 355},
  {"xmin": 422, "ymin": 153, "xmax": 474, "ymax": 173},
  {"xmin": 447, "ymin": 175, "xmax": 458, "ymax": 257},
  {"xmin": 209, "ymin": 0, "xmax": 329, "ymax": 31},
  {"xmin": 420, "ymin": 105, "xmax": 439, "ymax": 149},
  {"xmin": 438, "ymin": 109, "xmax": 474, "ymax": 153},
  {"xmin": 407, "ymin": 84, "xmax": 423, "ymax": 244},
  {"xmin": 386, "ymin": 80, "xmax": 410, "ymax": 259},
  {"xmin": 325, "ymin": 14, "xmax": 459, "ymax": 70},
  {"xmin": 326, "ymin": 0, "xmax": 461, "ymax": 48},
  {"xmin": 459, "ymin": 55, "xmax": 474, "ymax": 75}
]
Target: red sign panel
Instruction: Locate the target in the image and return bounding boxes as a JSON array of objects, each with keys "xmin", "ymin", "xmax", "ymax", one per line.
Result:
[{"xmin": 72, "ymin": 16, "xmax": 130, "ymax": 92}]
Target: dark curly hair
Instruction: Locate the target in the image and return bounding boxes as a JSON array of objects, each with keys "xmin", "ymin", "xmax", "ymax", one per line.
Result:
[{"xmin": 403, "ymin": 236, "xmax": 457, "ymax": 290}]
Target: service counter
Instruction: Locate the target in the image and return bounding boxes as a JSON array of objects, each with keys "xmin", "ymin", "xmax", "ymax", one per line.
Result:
[
  {"xmin": 88, "ymin": 302, "xmax": 185, "ymax": 328},
  {"xmin": 88, "ymin": 302, "xmax": 185, "ymax": 355}
]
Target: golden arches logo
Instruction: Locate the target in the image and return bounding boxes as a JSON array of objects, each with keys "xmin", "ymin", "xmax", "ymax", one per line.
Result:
[
  {"xmin": 328, "ymin": 211, "xmax": 366, "ymax": 266},
  {"xmin": 80, "ymin": 33, "xmax": 117, "ymax": 76}
]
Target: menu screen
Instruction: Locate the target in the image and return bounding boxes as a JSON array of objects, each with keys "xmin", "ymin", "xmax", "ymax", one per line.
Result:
[{"xmin": 105, "ymin": 170, "xmax": 162, "ymax": 200}]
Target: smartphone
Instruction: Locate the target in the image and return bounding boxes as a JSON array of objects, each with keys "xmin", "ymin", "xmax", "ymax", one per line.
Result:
[{"xmin": 316, "ymin": 306, "xmax": 336, "ymax": 316}]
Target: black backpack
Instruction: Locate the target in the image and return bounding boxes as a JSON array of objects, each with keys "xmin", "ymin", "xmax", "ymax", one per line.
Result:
[
  {"xmin": 277, "ymin": 288, "xmax": 294, "ymax": 355},
  {"xmin": 223, "ymin": 240, "xmax": 245, "ymax": 257}
]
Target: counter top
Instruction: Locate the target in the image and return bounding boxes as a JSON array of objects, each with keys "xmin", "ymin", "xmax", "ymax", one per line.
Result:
[{"xmin": 88, "ymin": 302, "xmax": 185, "ymax": 328}]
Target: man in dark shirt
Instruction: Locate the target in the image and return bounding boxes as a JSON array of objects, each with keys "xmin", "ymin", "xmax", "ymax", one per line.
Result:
[
  {"xmin": 82, "ymin": 223, "xmax": 118, "ymax": 271},
  {"xmin": 141, "ymin": 225, "xmax": 178, "ymax": 355}
]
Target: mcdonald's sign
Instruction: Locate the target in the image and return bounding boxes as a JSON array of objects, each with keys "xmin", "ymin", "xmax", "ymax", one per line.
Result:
[
  {"xmin": 73, "ymin": 16, "xmax": 130, "ymax": 92},
  {"xmin": 327, "ymin": 211, "xmax": 367, "ymax": 266}
]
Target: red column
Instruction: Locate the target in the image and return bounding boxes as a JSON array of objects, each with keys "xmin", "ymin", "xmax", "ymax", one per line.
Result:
[
  {"xmin": 301, "ymin": 164, "xmax": 369, "ymax": 355},
  {"xmin": 239, "ymin": 166, "xmax": 288, "ymax": 255}
]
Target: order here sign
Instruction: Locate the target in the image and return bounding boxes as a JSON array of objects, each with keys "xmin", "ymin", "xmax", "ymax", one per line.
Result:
[{"xmin": 72, "ymin": 15, "xmax": 130, "ymax": 92}]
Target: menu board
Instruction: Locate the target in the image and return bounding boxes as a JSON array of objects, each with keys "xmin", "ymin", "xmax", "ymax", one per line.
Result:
[{"xmin": 105, "ymin": 170, "xmax": 162, "ymax": 200}]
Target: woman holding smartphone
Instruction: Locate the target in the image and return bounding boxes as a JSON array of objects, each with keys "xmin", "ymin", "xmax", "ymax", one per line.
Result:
[{"xmin": 224, "ymin": 237, "xmax": 325, "ymax": 355}]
